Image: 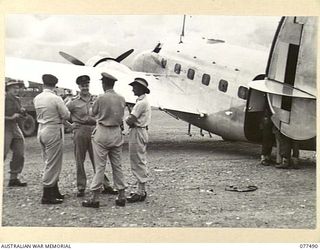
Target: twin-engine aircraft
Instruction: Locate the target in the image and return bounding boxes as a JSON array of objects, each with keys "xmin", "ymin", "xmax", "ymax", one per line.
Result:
[{"xmin": 5, "ymin": 16, "xmax": 316, "ymax": 151}]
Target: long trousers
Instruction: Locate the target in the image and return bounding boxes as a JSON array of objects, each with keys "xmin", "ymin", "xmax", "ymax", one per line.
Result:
[
  {"xmin": 4, "ymin": 124, "xmax": 25, "ymax": 180},
  {"xmin": 90, "ymin": 125, "xmax": 127, "ymax": 191},
  {"xmin": 274, "ymin": 128, "xmax": 299, "ymax": 159},
  {"xmin": 129, "ymin": 127, "xmax": 149, "ymax": 183},
  {"xmin": 261, "ymin": 117, "xmax": 274, "ymax": 156},
  {"xmin": 38, "ymin": 124, "xmax": 63, "ymax": 188},
  {"xmin": 73, "ymin": 125, "xmax": 111, "ymax": 191}
]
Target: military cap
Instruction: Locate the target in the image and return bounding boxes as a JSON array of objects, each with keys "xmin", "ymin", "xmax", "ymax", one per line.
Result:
[
  {"xmin": 76, "ymin": 75, "xmax": 90, "ymax": 85},
  {"xmin": 6, "ymin": 80, "xmax": 23, "ymax": 88},
  {"xmin": 42, "ymin": 74, "xmax": 58, "ymax": 86},
  {"xmin": 129, "ymin": 77, "xmax": 150, "ymax": 94},
  {"xmin": 101, "ymin": 72, "xmax": 118, "ymax": 81}
]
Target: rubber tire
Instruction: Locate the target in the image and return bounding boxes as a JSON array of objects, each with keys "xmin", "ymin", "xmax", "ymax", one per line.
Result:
[{"xmin": 21, "ymin": 114, "xmax": 37, "ymax": 137}]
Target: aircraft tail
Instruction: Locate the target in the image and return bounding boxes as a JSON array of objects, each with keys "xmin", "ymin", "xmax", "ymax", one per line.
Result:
[{"xmin": 249, "ymin": 17, "xmax": 317, "ymax": 141}]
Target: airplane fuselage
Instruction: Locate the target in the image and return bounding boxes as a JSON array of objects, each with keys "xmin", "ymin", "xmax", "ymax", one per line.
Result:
[
  {"xmin": 131, "ymin": 41, "xmax": 268, "ymax": 141},
  {"xmin": 130, "ymin": 36, "xmax": 316, "ymax": 151}
]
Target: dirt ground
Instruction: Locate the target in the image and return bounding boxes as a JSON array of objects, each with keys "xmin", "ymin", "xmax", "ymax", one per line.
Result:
[{"xmin": 1, "ymin": 109, "xmax": 317, "ymax": 228}]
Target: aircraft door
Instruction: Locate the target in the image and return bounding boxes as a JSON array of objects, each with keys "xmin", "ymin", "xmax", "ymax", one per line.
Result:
[{"xmin": 244, "ymin": 87, "xmax": 266, "ymax": 142}]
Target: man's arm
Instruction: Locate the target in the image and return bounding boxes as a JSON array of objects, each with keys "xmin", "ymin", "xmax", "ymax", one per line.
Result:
[
  {"xmin": 56, "ymin": 96, "xmax": 71, "ymax": 121},
  {"xmin": 90, "ymin": 98, "xmax": 99, "ymax": 117},
  {"xmin": 125, "ymin": 114, "xmax": 138, "ymax": 127},
  {"xmin": 5, "ymin": 113, "xmax": 22, "ymax": 121}
]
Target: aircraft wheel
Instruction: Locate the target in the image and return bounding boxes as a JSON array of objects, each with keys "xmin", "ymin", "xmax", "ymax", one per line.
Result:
[{"xmin": 20, "ymin": 114, "xmax": 37, "ymax": 137}]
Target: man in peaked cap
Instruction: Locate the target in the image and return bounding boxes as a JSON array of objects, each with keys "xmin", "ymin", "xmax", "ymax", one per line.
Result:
[
  {"xmin": 125, "ymin": 77, "xmax": 151, "ymax": 203},
  {"xmin": 4, "ymin": 80, "xmax": 27, "ymax": 187},
  {"xmin": 66, "ymin": 75, "xmax": 117, "ymax": 197},
  {"xmin": 82, "ymin": 72, "xmax": 127, "ymax": 208},
  {"xmin": 42, "ymin": 74, "xmax": 58, "ymax": 86},
  {"xmin": 34, "ymin": 74, "xmax": 70, "ymax": 204}
]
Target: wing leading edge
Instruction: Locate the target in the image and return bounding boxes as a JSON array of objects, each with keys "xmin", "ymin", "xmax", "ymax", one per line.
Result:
[{"xmin": 6, "ymin": 56, "xmax": 202, "ymax": 116}]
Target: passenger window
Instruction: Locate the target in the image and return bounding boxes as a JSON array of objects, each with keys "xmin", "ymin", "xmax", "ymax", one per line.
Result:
[
  {"xmin": 174, "ymin": 64, "xmax": 181, "ymax": 74},
  {"xmin": 202, "ymin": 74, "xmax": 210, "ymax": 86},
  {"xmin": 218, "ymin": 79, "xmax": 228, "ymax": 92},
  {"xmin": 187, "ymin": 69, "xmax": 195, "ymax": 80},
  {"xmin": 238, "ymin": 86, "xmax": 248, "ymax": 100}
]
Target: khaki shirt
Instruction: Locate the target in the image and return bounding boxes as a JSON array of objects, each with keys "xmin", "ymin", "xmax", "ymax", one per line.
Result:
[
  {"xmin": 5, "ymin": 93, "xmax": 22, "ymax": 126},
  {"xmin": 92, "ymin": 89, "xmax": 125, "ymax": 127},
  {"xmin": 5, "ymin": 93, "xmax": 24, "ymax": 138},
  {"xmin": 131, "ymin": 94, "xmax": 151, "ymax": 127},
  {"xmin": 66, "ymin": 94, "xmax": 96, "ymax": 125},
  {"xmin": 34, "ymin": 89, "xmax": 70, "ymax": 125}
]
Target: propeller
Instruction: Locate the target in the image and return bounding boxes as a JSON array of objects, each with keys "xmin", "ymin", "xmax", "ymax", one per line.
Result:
[
  {"xmin": 93, "ymin": 49, "xmax": 134, "ymax": 67},
  {"xmin": 115, "ymin": 49, "xmax": 134, "ymax": 62},
  {"xmin": 59, "ymin": 51, "xmax": 85, "ymax": 66},
  {"xmin": 59, "ymin": 49, "xmax": 134, "ymax": 67}
]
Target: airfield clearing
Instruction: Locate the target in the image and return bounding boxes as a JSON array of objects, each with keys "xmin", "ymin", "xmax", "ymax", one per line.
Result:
[{"xmin": 2, "ymin": 110, "xmax": 316, "ymax": 228}]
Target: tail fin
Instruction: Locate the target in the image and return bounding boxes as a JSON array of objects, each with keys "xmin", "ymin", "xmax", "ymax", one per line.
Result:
[{"xmin": 249, "ymin": 17, "xmax": 317, "ymax": 140}]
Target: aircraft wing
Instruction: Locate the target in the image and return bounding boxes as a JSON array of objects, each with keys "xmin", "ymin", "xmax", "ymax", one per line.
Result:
[
  {"xmin": 5, "ymin": 56, "xmax": 203, "ymax": 115},
  {"xmin": 6, "ymin": 56, "xmax": 136, "ymax": 96}
]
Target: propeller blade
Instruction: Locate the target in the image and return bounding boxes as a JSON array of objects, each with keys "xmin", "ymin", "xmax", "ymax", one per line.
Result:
[
  {"xmin": 59, "ymin": 51, "xmax": 85, "ymax": 66},
  {"xmin": 93, "ymin": 57, "xmax": 114, "ymax": 67},
  {"xmin": 115, "ymin": 49, "xmax": 134, "ymax": 62},
  {"xmin": 93, "ymin": 49, "xmax": 134, "ymax": 67}
]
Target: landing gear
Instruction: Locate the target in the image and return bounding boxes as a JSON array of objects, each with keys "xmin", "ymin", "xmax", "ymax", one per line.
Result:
[
  {"xmin": 187, "ymin": 123, "xmax": 192, "ymax": 136},
  {"xmin": 187, "ymin": 124, "xmax": 212, "ymax": 138}
]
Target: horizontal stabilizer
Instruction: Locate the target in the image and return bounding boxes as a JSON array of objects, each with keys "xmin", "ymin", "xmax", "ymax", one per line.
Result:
[{"xmin": 248, "ymin": 79, "xmax": 315, "ymax": 99}]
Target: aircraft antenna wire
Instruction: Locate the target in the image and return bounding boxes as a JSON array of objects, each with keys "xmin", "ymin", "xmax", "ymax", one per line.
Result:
[{"xmin": 179, "ymin": 15, "xmax": 186, "ymax": 44}]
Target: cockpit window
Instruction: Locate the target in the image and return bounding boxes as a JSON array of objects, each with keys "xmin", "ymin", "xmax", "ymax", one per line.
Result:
[
  {"xmin": 202, "ymin": 74, "xmax": 210, "ymax": 86},
  {"xmin": 218, "ymin": 79, "xmax": 228, "ymax": 92},
  {"xmin": 174, "ymin": 64, "xmax": 181, "ymax": 74},
  {"xmin": 187, "ymin": 69, "xmax": 195, "ymax": 80}
]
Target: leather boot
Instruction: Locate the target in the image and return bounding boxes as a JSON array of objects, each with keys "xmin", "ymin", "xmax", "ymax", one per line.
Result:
[
  {"xmin": 41, "ymin": 187, "xmax": 63, "ymax": 205},
  {"xmin": 53, "ymin": 182, "xmax": 65, "ymax": 199},
  {"xmin": 82, "ymin": 191, "xmax": 99, "ymax": 208},
  {"xmin": 276, "ymin": 157, "xmax": 290, "ymax": 169},
  {"xmin": 115, "ymin": 189, "xmax": 126, "ymax": 207}
]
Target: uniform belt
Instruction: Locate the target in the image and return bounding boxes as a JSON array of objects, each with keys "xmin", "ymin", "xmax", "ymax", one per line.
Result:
[
  {"xmin": 38, "ymin": 123, "xmax": 63, "ymax": 129},
  {"xmin": 39, "ymin": 123, "xmax": 63, "ymax": 126},
  {"xmin": 75, "ymin": 123, "xmax": 95, "ymax": 127},
  {"xmin": 98, "ymin": 122, "xmax": 120, "ymax": 127},
  {"xmin": 133, "ymin": 126, "xmax": 148, "ymax": 130}
]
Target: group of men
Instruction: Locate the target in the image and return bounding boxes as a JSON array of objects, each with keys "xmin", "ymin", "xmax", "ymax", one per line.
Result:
[
  {"xmin": 4, "ymin": 72, "xmax": 151, "ymax": 208},
  {"xmin": 4, "ymin": 74, "xmax": 301, "ymax": 208}
]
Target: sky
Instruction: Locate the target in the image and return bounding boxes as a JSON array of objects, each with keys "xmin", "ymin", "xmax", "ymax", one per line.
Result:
[{"xmin": 5, "ymin": 15, "xmax": 280, "ymax": 67}]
